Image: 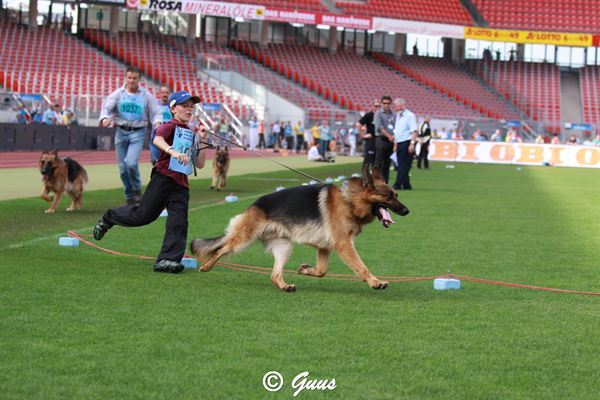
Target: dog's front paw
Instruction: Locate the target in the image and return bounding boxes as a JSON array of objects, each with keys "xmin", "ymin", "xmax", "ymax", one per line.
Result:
[
  {"xmin": 66, "ymin": 207, "xmax": 74, "ymax": 212},
  {"xmin": 44, "ymin": 209, "xmax": 56, "ymax": 214},
  {"xmin": 370, "ymin": 280, "xmax": 389, "ymax": 290},
  {"xmin": 199, "ymin": 264, "xmax": 213, "ymax": 272},
  {"xmin": 281, "ymin": 284, "xmax": 296, "ymax": 293}
]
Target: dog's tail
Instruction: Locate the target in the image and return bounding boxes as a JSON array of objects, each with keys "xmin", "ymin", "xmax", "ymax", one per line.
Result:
[{"xmin": 190, "ymin": 235, "xmax": 227, "ymax": 259}]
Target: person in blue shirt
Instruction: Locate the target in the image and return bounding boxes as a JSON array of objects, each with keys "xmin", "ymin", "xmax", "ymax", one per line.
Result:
[
  {"xmin": 318, "ymin": 120, "xmax": 331, "ymax": 158},
  {"xmin": 42, "ymin": 104, "xmax": 60, "ymax": 125},
  {"xmin": 391, "ymin": 98, "xmax": 418, "ymax": 190},
  {"xmin": 284, "ymin": 121, "xmax": 293, "ymax": 150},
  {"xmin": 150, "ymin": 87, "xmax": 172, "ymax": 164},
  {"xmin": 99, "ymin": 67, "xmax": 162, "ymax": 205}
]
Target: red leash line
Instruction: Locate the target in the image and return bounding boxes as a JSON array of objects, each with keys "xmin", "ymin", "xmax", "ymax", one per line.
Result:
[
  {"xmin": 67, "ymin": 231, "xmax": 600, "ymax": 296},
  {"xmin": 448, "ymin": 274, "xmax": 600, "ymax": 296}
]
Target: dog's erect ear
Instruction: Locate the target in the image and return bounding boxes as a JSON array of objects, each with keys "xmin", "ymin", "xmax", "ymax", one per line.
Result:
[
  {"xmin": 52, "ymin": 149, "xmax": 58, "ymax": 157},
  {"xmin": 216, "ymin": 145, "xmax": 221, "ymax": 151},
  {"xmin": 362, "ymin": 164, "xmax": 374, "ymax": 188},
  {"xmin": 371, "ymin": 166, "xmax": 383, "ymax": 182},
  {"xmin": 224, "ymin": 146, "xmax": 229, "ymax": 153}
]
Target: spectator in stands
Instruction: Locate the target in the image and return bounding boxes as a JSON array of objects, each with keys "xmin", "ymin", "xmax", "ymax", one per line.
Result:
[
  {"xmin": 506, "ymin": 129, "xmax": 522, "ymax": 143},
  {"xmin": 491, "ymin": 129, "xmax": 503, "ymax": 142},
  {"xmin": 258, "ymin": 120, "xmax": 266, "ymax": 149},
  {"xmin": 391, "ymin": 98, "xmax": 418, "ymax": 190},
  {"xmin": 483, "ymin": 48, "xmax": 492, "ymax": 61},
  {"xmin": 452, "ymin": 129, "xmax": 464, "ymax": 140},
  {"xmin": 417, "ymin": 116, "xmax": 431, "ymax": 169},
  {"xmin": 359, "ymin": 100, "xmax": 379, "ymax": 170},
  {"xmin": 439, "ymin": 127, "xmax": 448, "ymax": 140},
  {"xmin": 478, "ymin": 131, "xmax": 488, "ymax": 141},
  {"xmin": 99, "ymin": 66, "xmax": 162, "ymax": 205},
  {"xmin": 319, "ymin": 120, "xmax": 332, "ymax": 158},
  {"xmin": 593, "ymin": 133, "xmax": 600, "ymax": 146},
  {"xmin": 15, "ymin": 105, "xmax": 31, "ymax": 124},
  {"xmin": 567, "ymin": 135, "xmax": 579, "ymax": 145},
  {"xmin": 413, "ymin": 44, "xmax": 419, "ymax": 56},
  {"xmin": 248, "ymin": 116, "xmax": 259, "ymax": 151},
  {"xmin": 535, "ymin": 135, "xmax": 545, "ymax": 144},
  {"xmin": 495, "ymin": 49, "xmax": 501, "ymax": 61},
  {"xmin": 374, "ymin": 95, "xmax": 395, "ymax": 183},
  {"xmin": 336, "ymin": 125, "xmax": 348, "ymax": 156},
  {"xmin": 218, "ymin": 117, "xmax": 229, "ymax": 148},
  {"xmin": 294, "ymin": 121, "xmax": 304, "ymax": 154},
  {"xmin": 42, "ymin": 104, "xmax": 61, "ymax": 125},
  {"xmin": 551, "ymin": 134, "xmax": 560, "ymax": 145}
]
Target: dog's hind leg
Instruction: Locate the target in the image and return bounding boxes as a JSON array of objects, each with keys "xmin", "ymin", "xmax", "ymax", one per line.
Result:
[
  {"xmin": 335, "ymin": 240, "xmax": 388, "ymax": 290},
  {"xmin": 267, "ymin": 239, "xmax": 295, "ymax": 292},
  {"xmin": 298, "ymin": 248, "xmax": 330, "ymax": 278},
  {"xmin": 65, "ymin": 191, "xmax": 77, "ymax": 211}
]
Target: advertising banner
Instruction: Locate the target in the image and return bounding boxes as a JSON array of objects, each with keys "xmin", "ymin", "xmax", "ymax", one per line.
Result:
[
  {"xmin": 429, "ymin": 140, "xmax": 600, "ymax": 169},
  {"xmin": 464, "ymin": 27, "xmax": 593, "ymax": 47},
  {"xmin": 128, "ymin": 0, "xmax": 265, "ymax": 20},
  {"xmin": 372, "ymin": 17, "xmax": 464, "ymax": 38}
]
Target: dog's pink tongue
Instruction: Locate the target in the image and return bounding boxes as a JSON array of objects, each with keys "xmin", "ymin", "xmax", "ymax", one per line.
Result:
[{"xmin": 379, "ymin": 207, "xmax": 395, "ymax": 228}]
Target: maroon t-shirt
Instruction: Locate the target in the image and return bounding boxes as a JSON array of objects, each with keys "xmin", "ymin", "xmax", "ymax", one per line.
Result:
[{"xmin": 154, "ymin": 118, "xmax": 194, "ymax": 188}]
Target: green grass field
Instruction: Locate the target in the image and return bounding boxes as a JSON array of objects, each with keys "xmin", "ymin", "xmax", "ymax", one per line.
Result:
[{"xmin": 1, "ymin": 161, "xmax": 599, "ymax": 399}]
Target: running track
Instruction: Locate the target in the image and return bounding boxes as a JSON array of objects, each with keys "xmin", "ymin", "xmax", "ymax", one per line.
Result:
[{"xmin": 0, "ymin": 149, "xmax": 280, "ymax": 169}]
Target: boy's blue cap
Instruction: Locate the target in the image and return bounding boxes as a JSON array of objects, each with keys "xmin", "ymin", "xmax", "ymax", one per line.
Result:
[{"xmin": 168, "ymin": 91, "xmax": 201, "ymax": 107}]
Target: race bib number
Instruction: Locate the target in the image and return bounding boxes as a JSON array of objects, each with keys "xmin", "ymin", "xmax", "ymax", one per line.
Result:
[
  {"xmin": 119, "ymin": 94, "xmax": 144, "ymax": 121},
  {"xmin": 168, "ymin": 126, "xmax": 195, "ymax": 176}
]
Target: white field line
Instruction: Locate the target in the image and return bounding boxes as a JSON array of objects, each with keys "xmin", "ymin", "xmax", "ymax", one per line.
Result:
[{"xmin": 0, "ymin": 194, "xmax": 263, "ymax": 252}]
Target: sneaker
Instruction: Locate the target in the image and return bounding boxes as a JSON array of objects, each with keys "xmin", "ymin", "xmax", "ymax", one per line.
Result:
[
  {"xmin": 153, "ymin": 259, "xmax": 184, "ymax": 274},
  {"xmin": 93, "ymin": 219, "xmax": 111, "ymax": 241}
]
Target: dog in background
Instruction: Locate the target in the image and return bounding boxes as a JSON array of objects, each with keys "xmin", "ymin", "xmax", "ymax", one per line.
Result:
[
  {"xmin": 210, "ymin": 146, "xmax": 230, "ymax": 191},
  {"xmin": 38, "ymin": 150, "xmax": 88, "ymax": 213},
  {"xmin": 191, "ymin": 165, "xmax": 409, "ymax": 292}
]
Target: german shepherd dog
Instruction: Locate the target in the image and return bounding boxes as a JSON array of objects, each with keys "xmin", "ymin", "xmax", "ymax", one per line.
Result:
[
  {"xmin": 210, "ymin": 146, "xmax": 230, "ymax": 191},
  {"xmin": 38, "ymin": 150, "xmax": 88, "ymax": 213},
  {"xmin": 191, "ymin": 165, "xmax": 409, "ymax": 292}
]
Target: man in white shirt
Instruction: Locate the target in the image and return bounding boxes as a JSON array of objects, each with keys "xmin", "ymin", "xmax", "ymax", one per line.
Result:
[{"xmin": 391, "ymin": 98, "xmax": 418, "ymax": 190}]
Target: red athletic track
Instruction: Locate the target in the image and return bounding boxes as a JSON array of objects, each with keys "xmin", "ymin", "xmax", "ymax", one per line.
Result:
[{"xmin": 0, "ymin": 149, "xmax": 279, "ymax": 169}]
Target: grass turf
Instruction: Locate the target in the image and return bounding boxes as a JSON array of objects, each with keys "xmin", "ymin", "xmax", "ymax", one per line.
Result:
[{"xmin": 0, "ymin": 162, "xmax": 598, "ymax": 399}]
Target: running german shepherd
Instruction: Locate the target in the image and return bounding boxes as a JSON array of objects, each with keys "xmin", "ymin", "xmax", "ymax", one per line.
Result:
[
  {"xmin": 210, "ymin": 146, "xmax": 230, "ymax": 191},
  {"xmin": 190, "ymin": 165, "xmax": 409, "ymax": 292},
  {"xmin": 38, "ymin": 150, "xmax": 88, "ymax": 213}
]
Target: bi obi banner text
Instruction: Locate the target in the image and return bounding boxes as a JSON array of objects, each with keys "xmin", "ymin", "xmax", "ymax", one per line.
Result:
[{"xmin": 429, "ymin": 141, "xmax": 600, "ymax": 169}]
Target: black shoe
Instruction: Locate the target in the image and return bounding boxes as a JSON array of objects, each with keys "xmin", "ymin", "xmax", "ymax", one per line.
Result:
[
  {"xmin": 153, "ymin": 259, "xmax": 184, "ymax": 274},
  {"xmin": 93, "ymin": 219, "xmax": 111, "ymax": 241},
  {"xmin": 126, "ymin": 197, "xmax": 140, "ymax": 206}
]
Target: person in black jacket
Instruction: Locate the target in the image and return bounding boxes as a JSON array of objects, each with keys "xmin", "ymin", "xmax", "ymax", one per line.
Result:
[
  {"xmin": 417, "ymin": 116, "xmax": 432, "ymax": 169},
  {"xmin": 358, "ymin": 99, "xmax": 380, "ymax": 170}
]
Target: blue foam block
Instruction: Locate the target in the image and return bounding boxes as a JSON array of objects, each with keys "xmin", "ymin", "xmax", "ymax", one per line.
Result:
[
  {"xmin": 159, "ymin": 209, "xmax": 168, "ymax": 217},
  {"xmin": 433, "ymin": 278, "xmax": 461, "ymax": 290},
  {"xmin": 59, "ymin": 237, "xmax": 79, "ymax": 247},
  {"xmin": 181, "ymin": 258, "xmax": 198, "ymax": 269}
]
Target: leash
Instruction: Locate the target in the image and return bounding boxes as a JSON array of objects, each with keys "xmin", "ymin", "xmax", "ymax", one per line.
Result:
[
  {"xmin": 204, "ymin": 129, "xmax": 324, "ymax": 184},
  {"xmin": 67, "ymin": 230, "xmax": 600, "ymax": 296}
]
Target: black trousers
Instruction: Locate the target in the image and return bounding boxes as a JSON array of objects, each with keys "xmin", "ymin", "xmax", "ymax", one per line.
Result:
[
  {"xmin": 393, "ymin": 140, "xmax": 413, "ymax": 190},
  {"xmin": 258, "ymin": 134, "xmax": 266, "ymax": 149},
  {"xmin": 374, "ymin": 136, "xmax": 394, "ymax": 183},
  {"xmin": 295, "ymin": 135, "xmax": 304, "ymax": 153},
  {"xmin": 285, "ymin": 136, "xmax": 294, "ymax": 150},
  {"xmin": 362, "ymin": 137, "xmax": 376, "ymax": 170},
  {"xmin": 103, "ymin": 169, "xmax": 189, "ymax": 263},
  {"xmin": 418, "ymin": 142, "xmax": 429, "ymax": 168}
]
